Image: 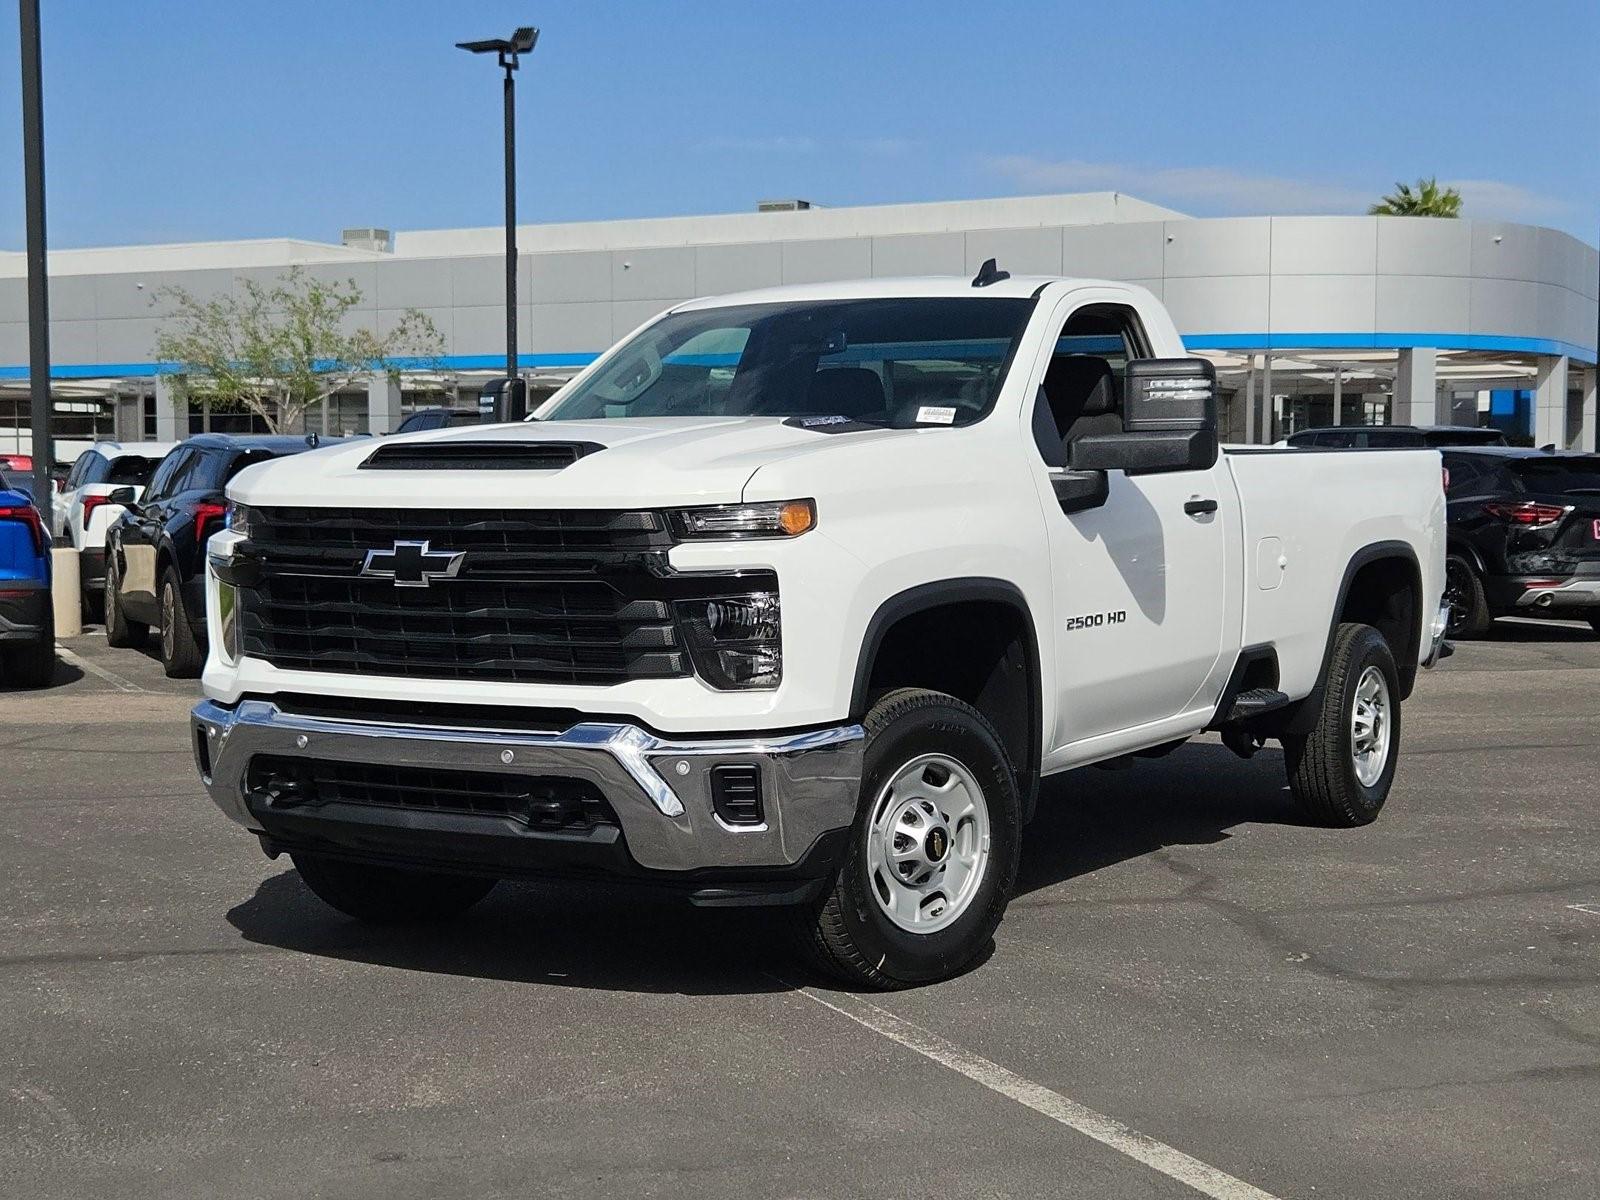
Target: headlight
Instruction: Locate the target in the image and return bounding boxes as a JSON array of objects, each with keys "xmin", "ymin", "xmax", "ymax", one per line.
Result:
[
  {"xmin": 675, "ymin": 591, "xmax": 781, "ymax": 689},
  {"xmin": 226, "ymin": 501, "xmax": 252, "ymax": 538},
  {"xmin": 669, "ymin": 499, "xmax": 815, "ymax": 540}
]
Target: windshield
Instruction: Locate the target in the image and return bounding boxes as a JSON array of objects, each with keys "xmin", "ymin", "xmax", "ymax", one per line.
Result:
[
  {"xmin": 541, "ymin": 297, "xmax": 1037, "ymax": 428},
  {"xmin": 1510, "ymin": 457, "xmax": 1600, "ymax": 496}
]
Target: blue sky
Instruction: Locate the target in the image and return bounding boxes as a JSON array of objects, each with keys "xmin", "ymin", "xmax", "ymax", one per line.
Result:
[{"xmin": 2, "ymin": 0, "xmax": 1596, "ymax": 248}]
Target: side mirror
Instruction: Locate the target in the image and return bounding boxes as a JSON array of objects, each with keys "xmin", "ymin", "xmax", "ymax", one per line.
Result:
[
  {"xmin": 106, "ymin": 486, "xmax": 137, "ymax": 505},
  {"xmin": 1049, "ymin": 468, "xmax": 1110, "ymax": 514},
  {"xmin": 1070, "ymin": 357, "xmax": 1219, "ymax": 475}
]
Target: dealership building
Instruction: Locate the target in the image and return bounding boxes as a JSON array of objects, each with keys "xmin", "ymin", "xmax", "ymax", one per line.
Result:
[{"xmin": 2, "ymin": 190, "xmax": 1596, "ymax": 459}]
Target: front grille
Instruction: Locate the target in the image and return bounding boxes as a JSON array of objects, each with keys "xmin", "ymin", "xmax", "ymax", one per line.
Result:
[
  {"xmin": 238, "ymin": 507, "xmax": 696, "ymax": 685},
  {"xmin": 248, "ymin": 755, "xmax": 618, "ymax": 834}
]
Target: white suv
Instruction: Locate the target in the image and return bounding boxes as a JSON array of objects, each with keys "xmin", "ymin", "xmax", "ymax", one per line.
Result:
[{"xmin": 53, "ymin": 441, "xmax": 178, "ymax": 607}]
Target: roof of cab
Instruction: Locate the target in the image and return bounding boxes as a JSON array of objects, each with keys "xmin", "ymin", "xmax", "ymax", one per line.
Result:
[{"xmin": 669, "ymin": 275, "xmax": 1143, "ymax": 311}]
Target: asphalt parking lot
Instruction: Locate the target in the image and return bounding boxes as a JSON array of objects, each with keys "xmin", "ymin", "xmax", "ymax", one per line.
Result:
[{"xmin": 2, "ymin": 622, "xmax": 1598, "ymax": 1200}]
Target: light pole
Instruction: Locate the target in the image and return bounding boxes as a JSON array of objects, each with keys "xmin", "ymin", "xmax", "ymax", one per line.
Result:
[
  {"xmin": 457, "ymin": 25, "xmax": 538, "ymax": 420},
  {"xmin": 18, "ymin": 0, "xmax": 53, "ymax": 503}
]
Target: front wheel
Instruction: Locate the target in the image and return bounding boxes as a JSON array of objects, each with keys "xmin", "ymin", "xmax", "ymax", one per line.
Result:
[
  {"xmin": 797, "ymin": 688, "xmax": 1021, "ymax": 989},
  {"xmin": 291, "ymin": 853, "xmax": 498, "ymax": 924},
  {"xmin": 1282, "ymin": 622, "xmax": 1401, "ymax": 827}
]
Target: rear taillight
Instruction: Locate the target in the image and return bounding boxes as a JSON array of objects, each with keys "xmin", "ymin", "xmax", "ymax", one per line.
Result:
[
  {"xmin": 0, "ymin": 504, "xmax": 46, "ymax": 554},
  {"xmin": 80, "ymin": 493, "xmax": 113, "ymax": 527},
  {"xmin": 1484, "ymin": 501, "xmax": 1570, "ymax": 527},
  {"xmin": 193, "ymin": 501, "xmax": 227, "ymax": 546}
]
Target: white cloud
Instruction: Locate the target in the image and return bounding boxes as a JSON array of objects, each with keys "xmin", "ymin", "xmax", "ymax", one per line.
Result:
[
  {"xmin": 1451, "ymin": 179, "xmax": 1577, "ymax": 224},
  {"xmin": 982, "ymin": 155, "xmax": 1371, "ymax": 215},
  {"xmin": 984, "ymin": 156, "xmax": 1579, "ymax": 226}
]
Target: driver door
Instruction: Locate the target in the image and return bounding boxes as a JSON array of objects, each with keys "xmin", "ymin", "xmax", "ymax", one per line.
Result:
[{"xmin": 1027, "ymin": 293, "xmax": 1236, "ymax": 756}]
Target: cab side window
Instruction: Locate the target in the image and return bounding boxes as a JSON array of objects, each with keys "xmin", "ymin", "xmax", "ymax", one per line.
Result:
[{"xmin": 1031, "ymin": 304, "xmax": 1150, "ymax": 467}]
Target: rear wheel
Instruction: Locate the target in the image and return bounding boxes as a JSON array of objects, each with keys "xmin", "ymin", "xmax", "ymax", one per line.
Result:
[
  {"xmin": 158, "ymin": 566, "xmax": 204, "ymax": 678},
  {"xmin": 1443, "ymin": 554, "xmax": 1491, "ymax": 639},
  {"xmin": 103, "ymin": 557, "xmax": 147, "ymax": 649},
  {"xmin": 1283, "ymin": 623, "xmax": 1401, "ymax": 827},
  {"xmin": 797, "ymin": 688, "xmax": 1021, "ymax": 989},
  {"xmin": 291, "ymin": 853, "xmax": 498, "ymax": 923}
]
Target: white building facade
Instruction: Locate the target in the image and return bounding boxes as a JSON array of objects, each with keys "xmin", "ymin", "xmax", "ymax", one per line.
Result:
[{"xmin": 2, "ymin": 192, "xmax": 1595, "ymax": 457}]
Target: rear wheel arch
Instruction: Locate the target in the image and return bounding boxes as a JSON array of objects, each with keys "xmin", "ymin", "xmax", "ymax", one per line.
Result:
[
  {"xmin": 1280, "ymin": 542, "xmax": 1424, "ymax": 736},
  {"xmin": 850, "ymin": 579, "xmax": 1043, "ymax": 817}
]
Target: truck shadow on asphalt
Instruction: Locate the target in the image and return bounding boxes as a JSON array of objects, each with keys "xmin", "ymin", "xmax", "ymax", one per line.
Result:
[{"xmin": 223, "ymin": 742, "xmax": 1296, "ymax": 995}]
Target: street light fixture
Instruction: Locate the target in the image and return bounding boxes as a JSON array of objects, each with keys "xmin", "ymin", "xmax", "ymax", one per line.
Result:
[{"xmin": 457, "ymin": 25, "xmax": 539, "ymax": 420}]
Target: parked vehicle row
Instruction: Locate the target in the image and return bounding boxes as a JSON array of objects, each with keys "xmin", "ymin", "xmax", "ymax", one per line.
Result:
[
  {"xmin": 52, "ymin": 441, "xmax": 178, "ymax": 614},
  {"xmin": 103, "ymin": 434, "xmax": 346, "ymax": 678}
]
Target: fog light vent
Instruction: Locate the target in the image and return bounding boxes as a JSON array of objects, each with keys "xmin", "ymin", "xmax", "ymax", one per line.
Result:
[{"xmin": 710, "ymin": 764, "xmax": 764, "ymax": 826}]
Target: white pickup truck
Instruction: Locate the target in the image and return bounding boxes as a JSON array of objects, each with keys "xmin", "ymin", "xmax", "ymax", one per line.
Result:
[{"xmin": 191, "ymin": 271, "xmax": 1448, "ymax": 987}]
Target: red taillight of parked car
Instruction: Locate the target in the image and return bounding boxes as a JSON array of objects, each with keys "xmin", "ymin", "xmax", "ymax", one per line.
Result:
[
  {"xmin": 80, "ymin": 493, "xmax": 114, "ymax": 528},
  {"xmin": 193, "ymin": 501, "xmax": 227, "ymax": 546},
  {"xmin": 1484, "ymin": 501, "xmax": 1570, "ymax": 527},
  {"xmin": 0, "ymin": 503, "xmax": 46, "ymax": 553}
]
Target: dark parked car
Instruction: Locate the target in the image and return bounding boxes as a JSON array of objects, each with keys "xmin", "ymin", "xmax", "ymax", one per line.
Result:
[
  {"xmin": 0, "ymin": 467, "xmax": 54, "ymax": 687},
  {"xmin": 1287, "ymin": 424, "xmax": 1508, "ymax": 449},
  {"xmin": 1442, "ymin": 447, "xmax": 1600, "ymax": 637},
  {"xmin": 104, "ymin": 434, "xmax": 345, "ymax": 676},
  {"xmin": 395, "ymin": 408, "xmax": 481, "ymax": 434}
]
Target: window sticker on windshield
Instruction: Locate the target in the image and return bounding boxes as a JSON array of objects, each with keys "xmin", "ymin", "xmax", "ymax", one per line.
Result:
[{"xmin": 916, "ymin": 405, "xmax": 957, "ymax": 425}]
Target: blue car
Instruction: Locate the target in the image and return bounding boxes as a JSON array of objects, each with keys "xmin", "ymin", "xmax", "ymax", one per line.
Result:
[{"xmin": 0, "ymin": 467, "xmax": 54, "ymax": 687}]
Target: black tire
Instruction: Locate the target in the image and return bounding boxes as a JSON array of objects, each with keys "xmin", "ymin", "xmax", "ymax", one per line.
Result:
[
  {"xmin": 1444, "ymin": 554, "xmax": 1491, "ymax": 639},
  {"xmin": 1, "ymin": 606, "xmax": 55, "ymax": 688},
  {"xmin": 1587, "ymin": 613, "xmax": 1600, "ymax": 636},
  {"xmin": 158, "ymin": 565, "xmax": 204, "ymax": 678},
  {"xmin": 797, "ymin": 688, "xmax": 1021, "ymax": 989},
  {"xmin": 1282, "ymin": 623, "xmax": 1401, "ymax": 828},
  {"xmin": 103, "ymin": 556, "xmax": 147, "ymax": 649},
  {"xmin": 291, "ymin": 852, "xmax": 498, "ymax": 924}
]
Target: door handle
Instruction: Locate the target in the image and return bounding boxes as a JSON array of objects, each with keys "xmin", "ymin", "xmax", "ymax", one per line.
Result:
[{"xmin": 1184, "ymin": 498, "xmax": 1219, "ymax": 516}]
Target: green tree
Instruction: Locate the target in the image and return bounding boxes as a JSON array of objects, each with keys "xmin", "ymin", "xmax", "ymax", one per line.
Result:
[
  {"xmin": 1369, "ymin": 177, "xmax": 1463, "ymax": 218},
  {"xmin": 154, "ymin": 267, "xmax": 444, "ymax": 433}
]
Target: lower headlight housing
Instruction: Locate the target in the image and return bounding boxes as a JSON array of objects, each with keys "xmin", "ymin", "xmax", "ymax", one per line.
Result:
[{"xmin": 675, "ymin": 592, "xmax": 782, "ymax": 690}]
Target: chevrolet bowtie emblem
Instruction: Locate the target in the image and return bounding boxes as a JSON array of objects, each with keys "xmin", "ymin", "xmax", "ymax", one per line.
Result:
[{"xmin": 360, "ymin": 539, "xmax": 465, "ymax": 588}]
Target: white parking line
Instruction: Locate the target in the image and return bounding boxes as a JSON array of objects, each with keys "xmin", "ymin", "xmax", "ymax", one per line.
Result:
[
  {"xmin": 53, "ymin": 644, "xmax": 146, "ymax": 693},
  {"xmin": 793, "ymin": 987, "xmax": 1281, "ymax": 1200},
  {"xmin": 1569, "ymin": 903, "xmax": 1600, "ymax": 917}
]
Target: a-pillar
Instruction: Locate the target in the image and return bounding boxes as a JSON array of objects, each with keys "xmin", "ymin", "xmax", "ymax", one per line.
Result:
[
  {"xmin": 367, "ymin": 372, "xmax": 403, "ymax": 435},
  {"xmin": 154, "ymin": 375, "xmax": 186, "ymax": 441},
  {"xmin": 1577, "ymin": 365, "xmax": 1597, "ymax": 452},
  {"xmin": 1391, "ymin": 348, "xmax": 1438, "ymax": 425},
  {"xmin": 1533, "ymin": 355, "xmax": 1569, "ymax": 448}
]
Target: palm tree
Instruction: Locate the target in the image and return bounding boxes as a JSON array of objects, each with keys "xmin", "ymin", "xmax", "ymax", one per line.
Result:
[{"xmin": 1369, "ymin": 177, "xmax": 1463, "ymax": 217}]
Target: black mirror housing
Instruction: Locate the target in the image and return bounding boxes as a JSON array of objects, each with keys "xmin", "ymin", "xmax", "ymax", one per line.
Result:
[
  {"xmin": 106, "ymin": 486, "xmax": 137, "ymax": 505},
  {"xmin": 1070, "ymin": 429, "xmax": 1218, "ymax": 475}
]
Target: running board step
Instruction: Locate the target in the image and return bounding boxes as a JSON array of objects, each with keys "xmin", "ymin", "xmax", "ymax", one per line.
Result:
[{"xmin": 1225, "ymin": 687, "xmax": 1291, "ymax": 722}]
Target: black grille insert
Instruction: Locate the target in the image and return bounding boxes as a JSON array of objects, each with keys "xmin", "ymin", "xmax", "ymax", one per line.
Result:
[
  {"xmin": 361, "ymin": 441, "xmax": 603, "ymax": 471},
  {"xmin": 710, "ymin": 763, "xmax": 764, "ymax": 826},
  {"xmin": 248, "ymin": 755, "xmax": 618, "ymax": 834},
  {"xmin": 238, "ymin": 507, "xmax": 698, "ymax": 685}
]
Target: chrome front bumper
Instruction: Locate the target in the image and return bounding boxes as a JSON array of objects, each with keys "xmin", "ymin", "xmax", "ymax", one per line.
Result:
[{"xmin": 191, "ymin": 698, "xmax": 865, "ymax": 874}]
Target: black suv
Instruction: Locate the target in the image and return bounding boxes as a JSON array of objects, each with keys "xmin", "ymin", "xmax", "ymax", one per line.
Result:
[
  {"xmin": 103, "ymin": 434, "xmax": 344, "ymax": 676},
  {"xmin": 1287, "ymin": 424, "xmax": 1508, "ymax": 449},
  {"xmin": 1442, "ymin": 447, "xmax": 1600, "ymax": 637}
]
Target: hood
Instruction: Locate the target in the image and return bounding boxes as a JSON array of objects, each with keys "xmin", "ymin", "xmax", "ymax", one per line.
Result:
[{"xmin": 228, "ymin": 416, "xmax": 906, "ymax": 509}]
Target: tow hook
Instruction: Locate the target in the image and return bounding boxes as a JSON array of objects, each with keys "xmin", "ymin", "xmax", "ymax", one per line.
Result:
[{"xmin": 1221, "ymin": 729, "xmax": 1267, "ymax": 759}]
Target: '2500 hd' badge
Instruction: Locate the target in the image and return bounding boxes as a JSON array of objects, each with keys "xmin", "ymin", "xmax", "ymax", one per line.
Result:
[{"xmin": 1065, "ymin": 610, "xmax": 1127, "ymax": 631}]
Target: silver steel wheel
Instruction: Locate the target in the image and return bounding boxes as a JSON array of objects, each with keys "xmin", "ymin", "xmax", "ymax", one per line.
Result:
[
  {"xmin": 1349, "ymin": 665, "xmax": 1392, "ymax": 787},
  {"xmin": 865, "ymin": 753, "xmax": 992, "ymax": 935}
]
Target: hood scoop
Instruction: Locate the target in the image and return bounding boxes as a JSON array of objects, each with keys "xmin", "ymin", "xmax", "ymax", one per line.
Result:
[{"xmin": 360, "ymin": 440, "xmax": 604, "ymax": 471}]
